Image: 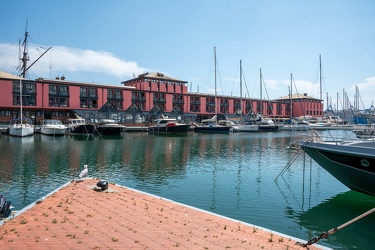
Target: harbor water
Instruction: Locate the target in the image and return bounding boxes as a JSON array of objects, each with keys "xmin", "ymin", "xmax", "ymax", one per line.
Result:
[{"xmin": 0, "ymin": 130, "xmax": 374, "ymax": 249}]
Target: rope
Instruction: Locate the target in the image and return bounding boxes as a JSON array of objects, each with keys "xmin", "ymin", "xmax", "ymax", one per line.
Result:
[{"xmin": 296, "ymin": 207, "xmax": 375, "ymax": 248}]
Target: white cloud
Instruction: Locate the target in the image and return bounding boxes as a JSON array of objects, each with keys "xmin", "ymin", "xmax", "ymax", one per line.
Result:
[
  {"xmin": 262, "ymin": 78, "xmax": 320, "ymax": 99},
  {"xmin": 0, "ymin": 43, "xmax": 148, "ymax": 82}
]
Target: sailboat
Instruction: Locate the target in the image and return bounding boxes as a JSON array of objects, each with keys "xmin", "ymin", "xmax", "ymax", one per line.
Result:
[
  {"xmin": 257, "ymin": 69, "xmax": 282, "ymax": 132},
  {"xmin": 195, "ymin": 47, "xmax": 232, "ymax": 134},
  {"xmin": 8, "ymin": 23, "xmax": 50, "ymax": 137},
  {"xmin": 8, "ymin": 76, "xmax": 34, "ymax": 137},
  {"xmin": 283, "ymin": 73, "xmax": 310, "ymax": 131},
  {"xmin": 9, "ymin": 28, "xmax": 34, "ymax": 137},
  {"xmin": 237, "ymin": 60, "xmax": 259, "ymax": 132}
]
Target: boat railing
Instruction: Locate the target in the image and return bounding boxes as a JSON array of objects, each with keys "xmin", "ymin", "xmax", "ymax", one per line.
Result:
[
  {"xmin": 288, "ymin": 127, "xmax": 355, "ymax": 144},
  {"xmin": 300, "ymin": 129, "xmax": 361, "ymax": 145}
]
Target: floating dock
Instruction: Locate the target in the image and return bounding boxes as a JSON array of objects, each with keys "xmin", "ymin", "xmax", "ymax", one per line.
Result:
[{"xmin": 0, "ymin": 179, "xmax": 329, "ymax": 249}]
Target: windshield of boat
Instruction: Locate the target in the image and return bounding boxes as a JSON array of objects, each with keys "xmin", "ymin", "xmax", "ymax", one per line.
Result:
[
  {"xmin": 156, "ymin": 119, "xmax": 176, "ymax": 125},
  {"xmin": 99, "ymin": 119, "xmax": 116, "ymax": 124},
  {"xmin": 45, "ymin": 120, "xmax": 62, "ymax": 125}
]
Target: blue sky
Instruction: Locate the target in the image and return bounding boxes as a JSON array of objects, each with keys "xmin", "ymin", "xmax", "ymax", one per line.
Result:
[{"xmin": 1, "ymin": 0, "xmax": 374, "ymax": 110}]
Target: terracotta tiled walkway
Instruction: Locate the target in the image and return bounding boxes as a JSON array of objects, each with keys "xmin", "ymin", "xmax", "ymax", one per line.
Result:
[{"xmin": 0, "ymin": 179, "xmax": 328, "ymax": 249}]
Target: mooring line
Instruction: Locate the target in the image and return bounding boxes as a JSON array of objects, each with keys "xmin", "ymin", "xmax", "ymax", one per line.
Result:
[{"xmin": 296, "ymin": 207, "xmax": 375, "ymax": 248}]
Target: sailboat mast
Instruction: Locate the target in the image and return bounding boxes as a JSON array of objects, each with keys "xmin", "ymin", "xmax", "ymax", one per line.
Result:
[
  {"xmin": 19, "ymin": 75, "xmax": 23, "ymax": 124},
  {"xmin": 240, "ymin": 60, "xmax": 242, "ymax": 114},
  {"xmin": 319, "ymin": 54, "xmax": 323, "ymax": 113},
  {"xmin": 19, "ymin": 23, "xmax": 30, "ymax": 124},
  {"xmin": 319, "ymin": 55, "xmax": 322, "ymax": 101},
  {"xmin": 21, "ymin": 27, "xmax": 29, "ymax": 78},
  {"xmin": 259, "ymin": 68, "xmax": 263, "ymax": 115},
  {"xmin": 290, "ymin": 73, "xmax": 293, "ymax": 120}
]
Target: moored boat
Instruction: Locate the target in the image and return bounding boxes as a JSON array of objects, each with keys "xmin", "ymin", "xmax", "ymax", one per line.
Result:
[
  {"xmin": 8, "ymin": 23, "xmax": 48, "ymax": 138},
  {"xmin": 65, "ymin": 118, "xmax": 95, "ymax": 135},
  {"xmin": 323, "ymin": 115, "xmax": 346, "ymax": 126},
  {"xmin": 148, "ymin": 117, "xmax": 190, "ymax": 134},
  {"xmin": 218, "ymin": 119, "xmax": 239, "ymax": 132},
  {"xmin": 194, "ymin": 123, "xmax": 232, "ymax": 133},
  {"xmin": 96, "ymin": 119, "xmax": 126, "ymax": 135},
  {"xmin": 301, "ymin": 139, "xmax": 375, "ymax": 197},
  {"xmin": 40, "ymin": 119, "xmax": 67, "ymax": 135},
  {"xmin": 237, "ymin": 123, "xmax": 259, "ymax": 132},
  {"xmin": 258, "ymin": 117, "xmax": 282, "ymax": 132},
  {"xmin": 194, "ymin": 116, "xmax": 233, "ymax": 134},
  {"xmin": 0, "ymin": 194, "xmax": 12, "ymax": 219},
  {"xmin": 8, "ymin": 118, "xmax": 34, "ymax": 137},
  {"xmin": 194, "ymin": 48, "xmax": 233, "ymax": 134},
  {"xmin": 352, "ymin": 128, "xmax": 375, "ymax": 139}
]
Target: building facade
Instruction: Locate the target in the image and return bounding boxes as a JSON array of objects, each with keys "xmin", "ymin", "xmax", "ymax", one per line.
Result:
[
  {"xmin": 0, "ymin": 71, "xmax": 323, "ymax": 125},
  {"xmin": 274, "ymin": 93, "xmax": 323, "ymax": 120}
]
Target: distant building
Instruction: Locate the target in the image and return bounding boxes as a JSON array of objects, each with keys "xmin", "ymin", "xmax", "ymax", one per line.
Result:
[
  {"xmin": 0, "ymin": 70, "xmax": 323, "ymax": 124},
  {"xmin": 275, "ymin": 93, "xmax": 323, "ymax": 119}
]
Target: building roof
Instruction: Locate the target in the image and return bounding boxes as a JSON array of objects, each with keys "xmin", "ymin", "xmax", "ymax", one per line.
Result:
[
  {"xmin": 0, "ymin": 71, "xmax": 134, "ymax": 89},
  {"xmin": 0, "ymin": 70, "xmax": 21, "ymax": 80},
  {"xmin": 123, "ymin": 72, "xmax": 187, "ymax": 84},
  {"xmin": 275, "ymin": 93, "xmax": 322, "ymax": 101}
]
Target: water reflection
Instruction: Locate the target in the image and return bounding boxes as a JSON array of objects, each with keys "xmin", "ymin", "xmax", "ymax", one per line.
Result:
[
  {"xmin": 0, "ymin": 131, "xmax": 373, "ymax": 250},
  {"xmin": 295, "ymin": 191, "xmax": 375, "ymax": 249}
]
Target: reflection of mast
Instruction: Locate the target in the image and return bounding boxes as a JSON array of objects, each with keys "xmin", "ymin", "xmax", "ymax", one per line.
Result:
[
  {"xmin": 210, "ymin": 165, "xmax": 217, "ymax": 211},
  {"xmin": 256, "ymin": 138, "xmax": 262, "ymax": 197},
  {"xmin": 236, "ymin": 164, "xmax": 242, "ymax": 209},
  {"xmin": 214, "ymin": 47, "xmax": 218, "ymax": 122}
]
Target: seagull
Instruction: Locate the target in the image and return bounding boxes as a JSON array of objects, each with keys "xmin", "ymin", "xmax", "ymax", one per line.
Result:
[{"xmin": 78, "ymin": 165, "xmax": 88, "ymax": 181}]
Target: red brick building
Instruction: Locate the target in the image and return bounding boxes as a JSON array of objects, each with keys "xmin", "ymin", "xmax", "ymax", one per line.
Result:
[
  {"xmin": 274, "ymin": 93, "xmax": 323, "ymax": 120},
  {"xmin": 0, "ymin": 71, "xmax": 323, "ymax": 125}
]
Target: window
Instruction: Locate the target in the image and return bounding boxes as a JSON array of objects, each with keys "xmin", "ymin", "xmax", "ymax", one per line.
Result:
[
  {"xmin": 60, "ymin": 98, "xmax": 69, "ymax": 107},
  {"xmin": 89, "ymin": 99, "xmax": 97, "ymax": 108},
  {"xmin": 89, "ymin": 88, "xmax": 97, "ymax": 97},
  {"xmin": 60, "ymin": 86, "xmax": 69, "ymax": 95},
  {"xmin": 24, "ymin": 82, "xmax": 36, "ymax": 93},
  {"xmin": 80, "ymin": 87, "xmax": 88, "ymax": 96},
  {"xmin": 12, "ymin": 82, "xmax": 20, "ymax": 92},
  {"xmin": 0, "ymin": 110, "xmax": 11, "ymax": 116},
  {"xmin": 48, "ymin": 84, "xmax": 69, "ymax": 107},
  {"xmin": 49, "ymin": 97, "xmax": 59, "ymax": 107},
  {"xmin": 108, "ymin": 89, "xmax": 114, "ymax": 98},
  {"xmin": 13, "ymin": 95, "xmax": 20, "ymax": 105},
  {"xmin": 108, "ymin": 89, "xmax": 123, "ymax": 109},
  {"xmin": 12, "ymin": 81, "xmax": 37, "ymax": 106},
  {"xmin": 109, "ymin": 100, "xmax": 123, "ymax": 109},
  {"xmin": 24, "ymin": 96, "xmax": 36, "ymax": 106},
  {"xmin": 79, "ymin": 87, "xmax": 97, "ymax": 108},
  {"xmin": 49, "ymin": 85, "xmax": 58, "ymax": 94},
  {"xmin": 80, "ymin": 99, "xmax": 88, "ymax": 108},
  {"xmin": 108, "ymin": 89, "xmax": 123, "ymax": 99}
]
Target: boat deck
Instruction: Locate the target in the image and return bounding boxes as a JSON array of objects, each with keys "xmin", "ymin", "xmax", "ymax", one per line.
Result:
[{"xmin": 0, "ymin": 179, "xmax": 328, "ymax": 249}]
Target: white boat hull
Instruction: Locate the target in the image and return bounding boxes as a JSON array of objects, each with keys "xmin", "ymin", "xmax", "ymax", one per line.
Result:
[
  {"xmin": 238, "ymin": 125, "xmax": 259, "ymax": 132},
  {"xmin": 41, "ymin": 127, "xmax": 66, "ymax": 135},
  {"xmin": 9, "ymin": 125, "xmax": 34, "ymax": 137}
]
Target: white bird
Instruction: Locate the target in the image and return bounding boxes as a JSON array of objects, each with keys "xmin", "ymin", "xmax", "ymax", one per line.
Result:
[{"xmin": 78, "ymin": 165, "xmax": 88, "ymax": 180}]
